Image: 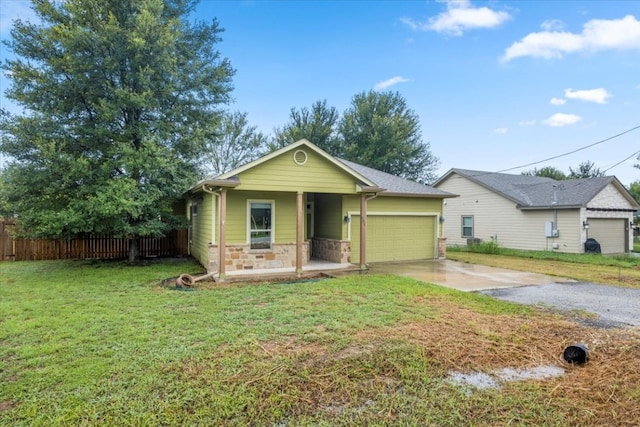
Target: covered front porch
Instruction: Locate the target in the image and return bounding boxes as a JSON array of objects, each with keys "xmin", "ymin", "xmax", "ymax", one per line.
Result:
[{"xmin": 207, "ymin": 189, "xmax": 375, "ymax": 279}]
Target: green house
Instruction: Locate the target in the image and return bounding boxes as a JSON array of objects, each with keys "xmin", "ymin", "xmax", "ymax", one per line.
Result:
[{"xmin": 185, "ymin": 139, "xmax": 456, "ymax": 277}]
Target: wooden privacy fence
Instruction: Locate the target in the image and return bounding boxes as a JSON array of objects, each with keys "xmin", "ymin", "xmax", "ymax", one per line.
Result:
[
  {"xmin": 1, "ymin": 219, "xmax": 15, "ymax": 261},
  {"xmin": 1, "ymin": 223, "xmax": 188, "ymax": 261}
]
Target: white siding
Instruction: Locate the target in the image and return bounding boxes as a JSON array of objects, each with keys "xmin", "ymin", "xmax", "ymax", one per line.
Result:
[{"xmin": 437, "ymin": 174, "xmax": 583, "ymax": 253}]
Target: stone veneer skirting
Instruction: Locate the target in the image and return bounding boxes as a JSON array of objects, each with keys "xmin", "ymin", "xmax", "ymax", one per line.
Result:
[
  {"xmin": 437, "ymin": 237, "xmax": 447, "ymax": 259},
  {"xmin": 207, "ymin": 242, "xmax": 310, "ymax": 272},
  {"xmin": 311, "ymin": 238, "xmax": 351, "ymax": 264}
]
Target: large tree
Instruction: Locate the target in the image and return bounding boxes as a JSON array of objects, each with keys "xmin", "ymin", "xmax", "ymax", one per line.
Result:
[
  {"xmin": 568, "ymin": 161, "xmax": 604, "ymax": 179},
  {"xmin": 270, "ymin": 100, "xmax": 340, "ymax": 155},
  {"xmin": 0, "ymin": 0, "xmax": 234, "ymax": 261},
  {"xmin": 521, "ymin": 166, "xmax": 567, "ymax": 180},
  {"xmin": 202, "ymin": 111, "xmax": 268, "ymax": 175},
  {"xmin": 338, "ymin": 90, "xmax": 439, "ymax": 183}
]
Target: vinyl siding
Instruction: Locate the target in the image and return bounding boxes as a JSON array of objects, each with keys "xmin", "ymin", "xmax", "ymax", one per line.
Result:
[
  {"xmin": 234, "ymin": 149, "xmax": 359, "ymax": 194},
  {"xmin": 314, "ymin": 193, "xmax": 343, "ymax": 240},
  {"xmin": 225, "ymin": 191, "xmax": 298, "ymax": 244},
  {"xmin": 342, "ymin": 195, "xmax": 443, "ymax": 213},
  {"xmin": 437, "ymin": 174, "xmax": 583, "ymax": 253},
  {"xmin": 188, "ymin": 193, "xmax": 214, "ymax": 266}
]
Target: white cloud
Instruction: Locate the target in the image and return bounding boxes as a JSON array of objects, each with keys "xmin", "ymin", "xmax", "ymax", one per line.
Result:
[
  {"xmin": 0, "ymin": 2, "xmax": 38, "ymax": 35},
  {"xmin": 540, "ymin": 19, "xmax": 565, "ymax": 32},
  {"xmin": 564, "ymin": 88, "xmax": 611, "ymax": 104},
  {"xmin": 502, "ymin": 15, "xmax": 640, "ymax": 61},
  {"xmin": 519, "ymin": 119, "xmax": 537, "ymax": 126},
  {"xmin": 401, "ymin": 0, "xmax": 511, "ymax": 36},
  {"xmin": 494, "ymin": 127, "xmax": 508, "ymax": 134},
  {"xmin": 543, "ymin": 113, "xmax": 582, "ymax": 127},
  {"xmin": 550, "ymin": 97, "xmax": 567, "ymax": 106},
  {"xmin": 373, "ymin": 76, "xmax": 412, "ymax": 91}
]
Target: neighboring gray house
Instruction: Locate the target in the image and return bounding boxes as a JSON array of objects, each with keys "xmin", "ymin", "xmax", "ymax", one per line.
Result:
[{"xmin": 434, "ymin": 169, "xmax": 640, "ymax": 254}]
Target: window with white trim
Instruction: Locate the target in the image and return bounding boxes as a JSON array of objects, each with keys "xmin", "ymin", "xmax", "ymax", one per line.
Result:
[
  {"xmin": 461, "ymin": 215, "xmax": 474, "ymax": 238},
  {"xmin": 249, "ymin": 201, "xmax": 273, "ymax": 250}
]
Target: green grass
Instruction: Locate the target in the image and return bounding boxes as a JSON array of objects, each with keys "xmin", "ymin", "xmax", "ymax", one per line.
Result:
[
  {"xmin": 0, "ymin": 259, "xmax": 633, "ymax": 425},
  {"xmin": 449, "ymin": 243, "xmax": 640, "ymax": 268}
]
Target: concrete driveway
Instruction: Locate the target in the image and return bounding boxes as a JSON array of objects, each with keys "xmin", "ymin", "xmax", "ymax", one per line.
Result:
[
  {"xmin": 368, "ymin": 259, "xmax": 640, "ymax": 328},
  {"xmin": 368, "ymin": 259, "xmax": 568, "ymax": 292}
]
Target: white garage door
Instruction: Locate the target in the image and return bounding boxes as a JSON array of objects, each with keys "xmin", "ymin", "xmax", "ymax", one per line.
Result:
[{"xmin": 587, "ymin": 218, "xmax": 627, "ymax": 254}]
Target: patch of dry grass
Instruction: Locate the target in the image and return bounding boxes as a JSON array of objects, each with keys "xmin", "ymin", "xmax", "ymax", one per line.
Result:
[{"xmin": 166, "ymin": 296, "xmax": 640, "ymax": 426}]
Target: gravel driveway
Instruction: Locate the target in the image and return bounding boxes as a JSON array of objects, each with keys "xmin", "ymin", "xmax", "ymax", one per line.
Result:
[{"xmin": 480, "ymin": 282, "xmax": 640, "ymax": 328}]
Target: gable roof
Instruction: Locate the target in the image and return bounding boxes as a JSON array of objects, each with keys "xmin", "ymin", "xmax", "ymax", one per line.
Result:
[
  {"xmin": 338, "ymin": 158, "xmax": 455, "ymax": 198},
  {"xmin": 190, "ymin": 139, "xmax": 455, "ymax": 198},
  {"xmin": 434, "ymin": 168, "xmax": 639, "ymax": 209}
]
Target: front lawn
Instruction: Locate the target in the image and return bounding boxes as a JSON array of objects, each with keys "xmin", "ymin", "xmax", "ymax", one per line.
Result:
[{"xmin": 1, "ymin": 259, "xmax": 638, "ymax": 426}]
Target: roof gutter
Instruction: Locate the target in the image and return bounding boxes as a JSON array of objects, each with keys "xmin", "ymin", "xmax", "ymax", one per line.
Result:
[
  {"xmin": 189, "ymin": 179, "xmax": 240, "ymax": 194},
  {"xmin": 358, "ymin": 185, "xmax": 386, "ymax": 194},
  {"xmin": 517, "ymin": 204, "xmax": 583, "ymax": 210}
]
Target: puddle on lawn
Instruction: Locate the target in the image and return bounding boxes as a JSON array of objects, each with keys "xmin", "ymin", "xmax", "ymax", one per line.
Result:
[{"xmin": 447, "ymin": 365, "xmax": 565, "ymax": 392}]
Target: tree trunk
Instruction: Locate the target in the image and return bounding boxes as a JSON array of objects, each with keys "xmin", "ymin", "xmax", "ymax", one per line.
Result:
[{"xmin": 128, "ymin": 235, "xmax": 140, "ymax": 263}]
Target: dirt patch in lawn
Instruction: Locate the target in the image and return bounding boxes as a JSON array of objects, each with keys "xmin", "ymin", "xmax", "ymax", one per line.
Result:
[{"xmin": 267, "ymin": 298, "xmax": 638, "ymax": 424}]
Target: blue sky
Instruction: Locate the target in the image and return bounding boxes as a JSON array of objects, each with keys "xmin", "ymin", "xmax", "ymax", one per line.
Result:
[{"xmin": 2, "ymin": 0, "xmax": 640, "ymax": 185}]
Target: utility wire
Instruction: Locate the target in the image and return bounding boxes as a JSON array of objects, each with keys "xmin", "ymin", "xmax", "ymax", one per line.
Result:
[
  {"xmin": 602, "ymin": 150, "xmax": 640, "ymax": 175},
  {"xmin": 496, "ymin": 124, "xmax": 640, "ymax": 174}
]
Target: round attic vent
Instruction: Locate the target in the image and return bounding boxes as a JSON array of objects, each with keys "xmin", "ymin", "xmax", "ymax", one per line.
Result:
[{"xmin": 293, "ymin": 149, "xmax": 308, "ymax": 165}]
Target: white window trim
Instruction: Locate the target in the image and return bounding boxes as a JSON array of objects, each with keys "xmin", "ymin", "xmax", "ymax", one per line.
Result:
[
  {"xmin": 461, "ymin": 215, "xmax": 474, "ymax": 238},
  {"xmin": 247, "ymin": 199, "xmax": 275, "ymax": 250}
]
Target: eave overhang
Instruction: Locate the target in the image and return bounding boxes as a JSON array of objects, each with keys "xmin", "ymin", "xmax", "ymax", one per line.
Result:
[{"xmin": 189, "ymin": 178, "xmax": 241, "ymax": 194}]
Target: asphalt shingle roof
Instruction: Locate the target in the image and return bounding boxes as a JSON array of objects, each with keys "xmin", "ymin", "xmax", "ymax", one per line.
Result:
[
  {"xmin": 444, "ymin": 168, "xmax": 622, "ymax": 208},
  {"xmin": 338, "ymin": 158, "xmax": 455, "ymax": 197}
]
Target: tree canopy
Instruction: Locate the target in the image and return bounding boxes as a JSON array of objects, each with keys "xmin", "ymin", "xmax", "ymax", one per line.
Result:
[
  {"xmin": 271, "ymin": 100, "xmax": 340, "ymax": 155},
  {"xmin": 202, "ymin": 111, "xmax": 268, "ymax": 175},
  {"xmin": 339, "ymin": 91, "xmax": 440, "ymax": 183},
  {"xmin": 568, "ymin": 161, "xmax": 604, "ymax": 179},
  {"xmin": 629, "ymin": 181, "xmax": 640, "ymax": 202},
  {"xmin": 521, "ymin": 166, "xmax": 567, "ymax": 180},
  {"xmin": 0, "ymin": 0, "xmax": 234, "ymax": 261},
  {"xmin": 522, "ymin": 161, "xmax": 605, "ymax": 181}
]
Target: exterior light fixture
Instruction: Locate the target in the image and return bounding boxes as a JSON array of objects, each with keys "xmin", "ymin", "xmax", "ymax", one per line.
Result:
[{"xmin": 582, "ymin": 220, "xmax": 589, "ymax": 229}]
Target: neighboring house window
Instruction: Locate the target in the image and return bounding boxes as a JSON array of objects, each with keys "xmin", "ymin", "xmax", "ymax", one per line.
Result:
[
  {"xmin": 249, "ymin": 201, "xmax": 273, "ymax": 250},
  {"xmin": 462, "ymin": 216, "xmax": 474, "ymax": 238}
]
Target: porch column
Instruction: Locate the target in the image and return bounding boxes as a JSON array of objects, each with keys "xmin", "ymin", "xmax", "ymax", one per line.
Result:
[
  {"xmin": 296, "ymin": 191, "xmax": 303, "ymax": 276},
  {"xmin": 359, "ymin": 193, "xmax": 367, "ymax": 270},
  {"xmin": 218, "ymin": 188, "xmax": 227, "ymax": 279}
]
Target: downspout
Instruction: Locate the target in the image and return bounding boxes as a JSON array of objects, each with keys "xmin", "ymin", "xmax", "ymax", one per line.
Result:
[
  {"xmin": 200, "ymin": 186, "xmax": 219, "ymax": 246},
  {"xmin": 359, "ymin": 192, "xmax": 380, "ymax": 271},
  {"xmin": 200, "ymin": 186, "xmax": 221, "ymax": 276}
]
